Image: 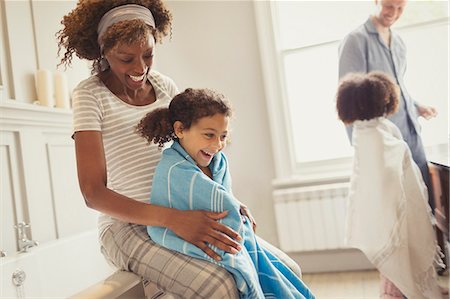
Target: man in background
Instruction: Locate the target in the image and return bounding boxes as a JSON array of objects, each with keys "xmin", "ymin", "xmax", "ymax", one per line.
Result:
[{"xmin": 338, "ymin": 0, "xmax": 437, "ymax": 208}]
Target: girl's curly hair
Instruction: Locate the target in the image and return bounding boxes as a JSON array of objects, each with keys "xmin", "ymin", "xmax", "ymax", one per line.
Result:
[
  {"xmin": 57, "ymin": 0, "xmax": 172, "ymax": 72},
  {"xmin": 137, "ymin": 88, "xmax": 232, "ymax": 148},
  {"xmin": 336, "ymin": 71, "xmax": 399, "ymax": 124}
]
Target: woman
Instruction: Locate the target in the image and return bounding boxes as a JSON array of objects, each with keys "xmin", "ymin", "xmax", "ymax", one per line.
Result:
[{"xmin": 57, "ymin": 1, "xmax": 301, "ymax": 297}]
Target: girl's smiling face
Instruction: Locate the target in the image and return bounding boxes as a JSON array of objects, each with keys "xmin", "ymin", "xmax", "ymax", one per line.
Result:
[{"xmin": 175, "ymin": 113, "xmax": 229, "ymax": 168}]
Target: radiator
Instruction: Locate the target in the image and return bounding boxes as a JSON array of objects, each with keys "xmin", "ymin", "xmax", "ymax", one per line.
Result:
[{"xmin": 274, "ymin": 182, "xmax": 350, "ymax": 252}]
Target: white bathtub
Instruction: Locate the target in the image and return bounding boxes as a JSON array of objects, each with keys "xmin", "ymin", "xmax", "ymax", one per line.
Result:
[{"xmin": 0, "ymin": 229, "xmax": 115, "ymax": 298}]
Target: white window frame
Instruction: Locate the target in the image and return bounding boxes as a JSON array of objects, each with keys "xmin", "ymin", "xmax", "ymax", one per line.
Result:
[{"xmin": 254, "ymin": 1, "xmax": 352, "ymax": 186}]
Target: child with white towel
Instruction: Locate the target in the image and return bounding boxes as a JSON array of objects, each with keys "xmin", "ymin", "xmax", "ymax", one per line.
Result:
[{"xmin": 336, "ymin": 72, "xmax": 444, "ymax": 299}]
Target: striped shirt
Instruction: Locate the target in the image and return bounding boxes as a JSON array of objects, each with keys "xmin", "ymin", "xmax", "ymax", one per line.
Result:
[{"xmin": 72, "ymin": 70, "xmax": 178, "ymax": 231}]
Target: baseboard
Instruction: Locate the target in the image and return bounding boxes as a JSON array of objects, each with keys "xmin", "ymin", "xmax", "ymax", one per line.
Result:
[{"xmin": 288, "ymin": 248, "xmax": 375, "ymax": 274}]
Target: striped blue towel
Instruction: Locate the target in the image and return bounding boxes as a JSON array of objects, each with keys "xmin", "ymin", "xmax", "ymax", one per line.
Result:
[{"xmin": 148, "ymin": 141, "xmax": 315, "ymax": 299}]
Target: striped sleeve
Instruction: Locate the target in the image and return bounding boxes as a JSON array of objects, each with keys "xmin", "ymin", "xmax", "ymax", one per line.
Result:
[
  {"xmin": 72, "ymin": 83, "xmax": 103, "ymax": 132},
  {"xmin": 151, "ymin": 70, "xmax": 179, "ymax": 99},
  {"xmin": 162, "ymin": 74, "xmax": 179, "ymax": 97}
]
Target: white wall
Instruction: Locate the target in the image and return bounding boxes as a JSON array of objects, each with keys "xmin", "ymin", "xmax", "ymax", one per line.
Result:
[
  {"xmin": 155, "ymin": 0, "xmax": 279, "ymax": 245},
  {"xmin": 400, "ymin": 21, "xmax": 449, "ymax": 149}
]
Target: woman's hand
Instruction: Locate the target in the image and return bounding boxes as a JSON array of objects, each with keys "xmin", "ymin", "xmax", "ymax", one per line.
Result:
[
  {"xmin": 240, "ymin": 204, "xmax": 257, "ymax": 232},
  {"xmin": 168, "ymin": 209, "xmax": 242, "ymax": 261}
]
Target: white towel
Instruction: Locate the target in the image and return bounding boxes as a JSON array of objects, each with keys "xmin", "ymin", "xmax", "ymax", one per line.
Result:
[{"xmin": 346, "ymin": 118, "xmax": 442, "ymax": 299}]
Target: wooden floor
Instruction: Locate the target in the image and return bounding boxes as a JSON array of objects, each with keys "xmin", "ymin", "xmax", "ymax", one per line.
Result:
[{"xmin": 302, "ymin": 270, "xmax": 449, "ymax": 299}]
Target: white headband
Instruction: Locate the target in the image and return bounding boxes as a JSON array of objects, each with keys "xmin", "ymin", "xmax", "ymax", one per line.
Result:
[{"xmin": 97, "ymin": 4, "xmax": 156, "ymax": 51}]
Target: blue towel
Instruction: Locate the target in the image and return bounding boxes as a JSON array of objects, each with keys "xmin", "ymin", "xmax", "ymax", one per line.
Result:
[{"xmin": 148, "ymin": 141, "xmax": 315, "ymax": 299}]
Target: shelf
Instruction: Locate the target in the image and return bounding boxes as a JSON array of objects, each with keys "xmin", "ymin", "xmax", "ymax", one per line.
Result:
[{"xmin": 0, "ymin": 98, "xmax": 72, "ymax": 129}]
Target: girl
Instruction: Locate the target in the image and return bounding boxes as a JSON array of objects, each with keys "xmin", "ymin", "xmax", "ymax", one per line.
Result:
[
  {"xmin": 336, "ymin": 72, "xmax": 443, "ymax": 299},
  {"xmin": 137, "ymin": 88, "xmax": 315, "ymax": 299}
]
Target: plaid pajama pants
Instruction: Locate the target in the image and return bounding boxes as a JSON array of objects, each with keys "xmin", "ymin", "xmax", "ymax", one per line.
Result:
[{"xmin": 100, "ymin": 219, "xmax": 302, "ymax": 298}]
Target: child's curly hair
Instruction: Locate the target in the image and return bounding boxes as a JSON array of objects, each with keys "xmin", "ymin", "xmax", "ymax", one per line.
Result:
[
  {"xmin": 336, "ymin": 71, "xmax": 399, "ymax": 124},
  {"xmin": 57, "ymin": 0, "xmax": 172, "ymax": 72},
  {"xmin": 137, "ymin": 88, "xmax": 232, "ymax": 148}
]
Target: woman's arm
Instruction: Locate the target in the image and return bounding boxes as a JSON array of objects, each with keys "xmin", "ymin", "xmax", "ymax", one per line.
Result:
[{"xmin": 74, "ymin": 131, "xmax": 242, "ymax": 259}]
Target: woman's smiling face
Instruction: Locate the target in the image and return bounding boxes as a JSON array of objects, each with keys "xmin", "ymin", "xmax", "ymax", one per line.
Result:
[{"xmin": 105, "ymin": 34, "xmax": 155, "ymax": 92}]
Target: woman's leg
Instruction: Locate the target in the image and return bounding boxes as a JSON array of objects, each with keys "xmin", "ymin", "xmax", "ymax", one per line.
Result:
[
  {"xmin": 256, "ymin": 236, "xmax": 302, "ymax": 278},
  {"xmin": 100, "ymin": 220, "xmax": 239, "ymax": 299}
]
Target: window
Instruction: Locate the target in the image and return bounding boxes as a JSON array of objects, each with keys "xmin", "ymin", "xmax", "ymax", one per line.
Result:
[{"xmin": 254, "ymin": 1, "xmax": 449, "ymax": 182}]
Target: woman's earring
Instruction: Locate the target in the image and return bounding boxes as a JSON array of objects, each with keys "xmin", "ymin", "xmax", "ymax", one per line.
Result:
[{"xmin": 100, "ymin": 56, "xmax": 110, "ymax": 71}]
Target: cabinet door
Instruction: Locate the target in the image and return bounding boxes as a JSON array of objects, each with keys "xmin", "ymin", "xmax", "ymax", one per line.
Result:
[
  {"xmin": 18, "ymin": 129, "xmax": 58, "ymax": 243},
  {"xmin": 45, "ymin": 132, "xmax": 97, "ymax": 238},
  {"xmin": 0, "ymin": 132, "xmax": 26, "ymax": 254}
]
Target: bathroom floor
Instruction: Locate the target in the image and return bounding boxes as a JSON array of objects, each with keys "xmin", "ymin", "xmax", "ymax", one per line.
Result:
[{"xmin": 302, "ymin": 270, "xmax": 450, "ymax": 299}]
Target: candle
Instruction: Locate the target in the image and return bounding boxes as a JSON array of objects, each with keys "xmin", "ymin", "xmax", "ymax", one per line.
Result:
[
  {"xmin": 54, "ymin": 72, "xmax": 70, "ymax": 109},
  {"xmin": 35, "ymin": 69, "xmax": 54, "ymax": 107}
]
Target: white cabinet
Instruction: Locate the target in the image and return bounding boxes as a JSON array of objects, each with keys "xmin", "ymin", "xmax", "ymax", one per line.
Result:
[{"xmin": 0, "ymin": 100, "xmax": 97, "ymax": 255}]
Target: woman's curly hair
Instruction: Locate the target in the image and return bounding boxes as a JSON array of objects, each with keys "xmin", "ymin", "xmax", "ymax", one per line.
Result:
[
  {"xmin": 57, "ymin": 0, "xmax": 172, "ymax": 71},
  {"xmin": 137, "ymin": 88, "xmax": 232, "ymax": 148},
  {"xmin": 336, "ymin": 71, "xmax": 399, "ymax": 124}
]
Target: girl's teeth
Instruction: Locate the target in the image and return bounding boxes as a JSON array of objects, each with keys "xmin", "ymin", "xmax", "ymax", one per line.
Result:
[{"xmin": 202, "ymin": 150, "xmax": 214, "ymax": 156}]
